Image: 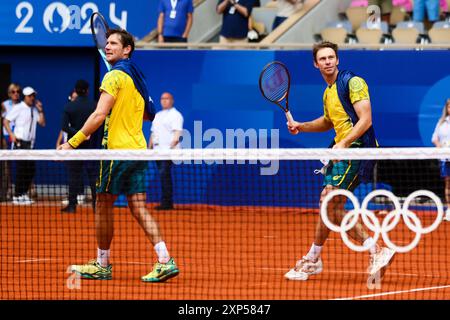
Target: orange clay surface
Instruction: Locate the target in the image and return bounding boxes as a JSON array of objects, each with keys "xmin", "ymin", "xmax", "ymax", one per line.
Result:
[{"xmin": 1, "ymin": 203, "xmax": 450, "ymax": 300}]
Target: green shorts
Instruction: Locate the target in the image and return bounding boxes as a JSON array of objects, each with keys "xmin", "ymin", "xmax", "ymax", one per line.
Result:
[
  {"xmin": 323, "ymin": 159, "xmax": 361, "ymax": 191},
  {"xmin": 323, "ymin": 140, "xmax": 363, "ymax": 191},
  {"xmin": 96, "ymin": 160, "xmax": 147, "ymax": 195}
]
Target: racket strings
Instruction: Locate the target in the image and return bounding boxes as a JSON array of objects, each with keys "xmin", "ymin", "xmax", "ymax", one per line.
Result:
[
  {"xmin": 92, "ymin": 15, "xmax": 108, "ymax": 52},
  {"xmin": 263, "ymin": 80, "xmax": 288, "ymax": 102},
  {"xmin": 261, "ymin": 65, "xmax": 289, "ymax": 102},
  {"xmin": 267, "ymin": 83, "xmax": 288, "ymax": 102}
]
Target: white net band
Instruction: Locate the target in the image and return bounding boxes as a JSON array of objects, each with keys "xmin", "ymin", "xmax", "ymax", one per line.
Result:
[{"xmin": 1, "ymin": 147, "xmax": 449, "ymax": 161}]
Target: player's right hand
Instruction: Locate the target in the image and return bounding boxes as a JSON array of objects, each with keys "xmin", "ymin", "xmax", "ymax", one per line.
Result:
[
  {"xmin": 287, "ymin": 121, "xmax": 300, "ymax": 135},
  {"xmin": 57, "ymin": 143, "xmax": 74, "ymax": 150}
]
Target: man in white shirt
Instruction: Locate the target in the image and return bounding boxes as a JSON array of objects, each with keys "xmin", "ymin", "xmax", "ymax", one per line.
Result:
[
  {"xmin": 3, "ymin": 87, "xmax": 46, "ymax": 205},
  {"xmin": 1, "ymin": 83, "xmax": 22, "ymax": 202},
  {"xmin": 149, "ymin": 92, "xmax": 183, "ymax": 210},
  {"xmin": 1, "ymin": 83, "xmax": 22, "ymax": 149}
]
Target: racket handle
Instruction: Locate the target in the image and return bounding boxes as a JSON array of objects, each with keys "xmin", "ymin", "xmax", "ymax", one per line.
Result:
[
  {"xmin": 285, "ymin": 111, "xmax": 299, "ymax": 134},
  {"xmin": 285, "ymin": 111, "xmax": 295, "ymax": 124}
]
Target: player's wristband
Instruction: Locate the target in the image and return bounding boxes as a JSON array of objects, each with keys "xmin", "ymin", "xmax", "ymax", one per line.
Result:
[{"xmin": 68, "ymin": 131, "xmax": 87, "ymax": 149}]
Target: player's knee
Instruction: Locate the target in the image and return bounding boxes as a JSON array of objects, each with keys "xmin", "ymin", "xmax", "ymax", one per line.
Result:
[
  {"xmin": 320, "ymin": 187, "xmax": 345, "ymax": 223},
  {"xmin": 319, "ymin": 185, "xmax": 336, "ymax": 204}
]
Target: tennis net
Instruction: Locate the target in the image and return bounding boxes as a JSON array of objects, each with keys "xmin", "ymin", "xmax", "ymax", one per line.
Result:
[{"xmin": 0, "ymin": 148, "xmax": 449, "ymax": 300}]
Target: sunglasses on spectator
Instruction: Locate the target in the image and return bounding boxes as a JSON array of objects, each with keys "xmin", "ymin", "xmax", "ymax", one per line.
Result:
[{"xmin": 9, "ymin": 90, "xmax": 20, "ymax": 94}]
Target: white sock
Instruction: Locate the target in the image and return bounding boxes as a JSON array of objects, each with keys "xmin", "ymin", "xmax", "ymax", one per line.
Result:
[
  {"xmin": 154, "ymin": 241, "xmax": 170, "ymax": 264},
  {"xmin": 305, "ymin": 243, "xmax": 322, "ymax": 261},
  {"xmin": 363, "ymin": 237, "xmax": 377, "ymax": 255},
  {"xmin": 97, "ymin": 248, "xmax": 110, "ymax": 267}
]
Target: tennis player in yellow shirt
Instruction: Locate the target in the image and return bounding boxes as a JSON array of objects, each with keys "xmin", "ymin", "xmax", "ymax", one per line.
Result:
[
  {"xmin": 284, "ymin": 41, "xmax": 395, "ymax": 282},
  {"xmin": 59, "ymin": 29, "xmax": 179, "ymax": 282}
]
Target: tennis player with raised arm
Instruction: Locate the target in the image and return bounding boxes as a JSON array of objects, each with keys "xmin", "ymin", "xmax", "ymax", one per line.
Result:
[
  {"xmin": 284, "ymin": 41, "xmax": 395, "ymax": 281},
  {"xmin": 59, "ymin": 29, "xmax": 179, "ymax": 282}
]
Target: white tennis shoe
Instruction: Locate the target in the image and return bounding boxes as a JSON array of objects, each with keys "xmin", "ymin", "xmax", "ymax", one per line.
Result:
[
  {"xmin": 12, "ymin": 195, "xmax": 34, "ymax": 205},
  {"xmin": 443, "ymin": 208, "xmax": 450, "ymax": 222},
  {"xmin": 61, "ymin": 194, "xmax": 86, "ymax": 205},
  {"xmin": 284, "ymin": 256, "xmax": 323, "ymax": 281},
  {"xmin": 368, "ymin": 247, "xmax": 395, "ymax": 276}
]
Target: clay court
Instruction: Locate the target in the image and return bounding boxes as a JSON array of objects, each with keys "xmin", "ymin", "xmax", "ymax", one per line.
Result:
[{"xmin": 1, "ymin": 203, "xmax": 449, "ymax": 300}]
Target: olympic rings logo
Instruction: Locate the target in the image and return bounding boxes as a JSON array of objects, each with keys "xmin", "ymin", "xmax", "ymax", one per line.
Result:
[{"xmin": 320, "ymin": 189, "xmax": 444, "ymax": 253}]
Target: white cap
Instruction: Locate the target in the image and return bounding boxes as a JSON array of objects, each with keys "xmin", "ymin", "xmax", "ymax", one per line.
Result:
[{"xmin": 23, "ymin": 87, "xmax": 37, "ymax": 96}]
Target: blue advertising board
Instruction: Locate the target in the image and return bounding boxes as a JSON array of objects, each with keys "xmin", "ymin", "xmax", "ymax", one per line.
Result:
[{"xmin": 0, "ymin": 0, "xmax": 159, "ymax": 46}]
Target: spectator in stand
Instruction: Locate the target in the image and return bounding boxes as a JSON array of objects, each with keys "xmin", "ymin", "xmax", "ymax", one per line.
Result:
[
  {"xmin": 368, "ymin": 0, "xmax": 393, "ymax": 22},
  {"xmin": 217, "ymin": 0, "xmax": 255, "ymax": 44},
  {"xmin": 350, "ymin": 0, "xmax": 368, "ymax": 6},
  {"xmin": 439, "ymin": 0, "xmax": 449, "ymax": 19},
  {"xmin": 413, "ymin": 0, "xmax": 440, "ymax": 29},
  {"xmin": 272, "ymin": 0, "xmax": 304, "ymax": 30},
  {"xmin": 393, "ymin": 0, "xmax": 413, "ymax": 12},
  {"xmin": 247, "ymin": 0, "xmax": 261, "ymax": 41},
  {"xmin": 157, "ymin": 0, "xmax": 194, "ymax": 43},
  {"xmin": 442, "ymin": 0, "xmax": 449, "ymax": 10}
]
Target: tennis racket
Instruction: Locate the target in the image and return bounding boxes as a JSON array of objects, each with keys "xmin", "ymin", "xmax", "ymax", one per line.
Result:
[
  {"xmin": 90, "ymin": 12, "xmax": 111, "ymax": 71},
  {"xmin": 259, "ymin": 61, "xmax": 298, "ymax": 133}
]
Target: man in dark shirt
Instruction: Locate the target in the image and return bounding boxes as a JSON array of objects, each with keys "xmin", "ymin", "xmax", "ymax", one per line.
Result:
[
  {"xmin": 217, "ymin": 0, "xmax": 254, "ymax": 44},
  {"xmin": 60, "ymin": 80, "xmax": 100, "ymax": 213}
]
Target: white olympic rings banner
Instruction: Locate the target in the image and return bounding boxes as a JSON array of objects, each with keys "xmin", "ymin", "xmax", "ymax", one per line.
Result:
[{"xmin": 320, "ymin": 189, "xmax": 444, "ymax": 253}]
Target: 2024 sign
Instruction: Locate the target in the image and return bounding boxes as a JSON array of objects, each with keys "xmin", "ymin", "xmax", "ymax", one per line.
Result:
[{"xmin": 15, "ymin": 1, "xmax": 127, "ymax": 34}]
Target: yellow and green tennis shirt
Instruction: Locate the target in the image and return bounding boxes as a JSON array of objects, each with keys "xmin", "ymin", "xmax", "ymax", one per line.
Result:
[
  {"xmin": 323, "ymin": 76, "xmax": 370, "ymax": 144},
  {"xmin": 100, "ymin": 70, "xmax": 147, "ymax": 150}
]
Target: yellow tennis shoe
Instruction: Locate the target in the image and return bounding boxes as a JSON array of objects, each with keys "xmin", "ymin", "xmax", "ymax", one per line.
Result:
[
  {"xmin": 70, "ymin": 260, "xmax": 112, "ymax": 280},
  {"xmin": 141, "ymin": 258, "xmax": 179, "ymax": 283}
]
